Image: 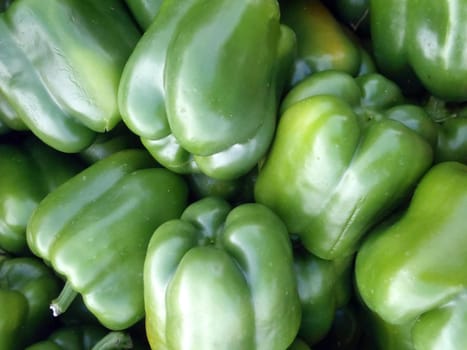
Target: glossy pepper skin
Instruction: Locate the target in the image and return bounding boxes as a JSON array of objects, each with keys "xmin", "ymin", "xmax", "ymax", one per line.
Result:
[
  {"xmin": 370, "ymin": 0, "xmax": 467, "ymax": 101},
  {"xmin": 255, "ymin": 70, "xmax": 435, "ymax": 260},
  {"xmin": 118, "ymin": 0, "xmax": 296, "ymax": 180},
  {"xmin": 355, "ymin": 161, "xmax": 467, "ymax": 350},
  {"xmin": 424, "ymin": 97, "xmax": 467, "ymax": 164},
  {"xmin": 26, "ymin": 149, "xmax": 189, "ymax": 331},
  {"xmin": 144, "ymin": 197, "xmax": 301, "ymax": 350},
  {"xmin": 0, "ymin": 136, "xmax": 84, "ymax": 254},
  {"xmin": 0, "ymin": 256, "xmax": 62, "ymax": 350},
  {"xmin": 280, "ymin": 0, "xmax": 374, "ymax": 86},
  {"xmin": 293, "ymin": 243, "xmax": 353, "ymax": 345},
  {"xmin": 0, "ymin": 0, "xmax": 141, "ymax": 152}
]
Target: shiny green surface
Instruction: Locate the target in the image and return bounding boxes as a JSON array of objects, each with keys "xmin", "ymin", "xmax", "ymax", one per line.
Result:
[
  {"xmin": 26, "ymin": 150, "xmax": 188, "ymax": 330},
  {"xmin": 280, "ymin": 0, "xmax": 367, "ymax": 85},
  {"xmin": 119, "ymin": 0, "xmax": 295, "ymax": 180},
  {"xmin": 293, "ymin": 245, "xmax": 353, "ymax": 345},
  {"xmin": 255, "ymin": 71, "xmax": 434, "ymax": 260},
  {"xmin": 356, "ymin": 161, "xmax": 467, "ymax": 349},
  {"xmin": 0, "ymin": 256, "xmax": 62, "ymax": 350},
  {"xmin": 0, "ymin": 136, "xmax": 83, "ymax": 254},
  {"xmin": 0, "ymin": 0, "xmax": 140, "ymax": 152},
  {"xmin": 144, "ymin": 197, "xmax": 301, "ymax": 350},
  {"xmin": 370, "ymin": 0, "xmax": 467, "ymax": 101}
]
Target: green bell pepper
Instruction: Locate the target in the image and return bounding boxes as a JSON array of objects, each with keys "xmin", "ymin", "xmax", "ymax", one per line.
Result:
[
  {"xmin": 118, "ymin": 0, "xmax": 295, "ymax": 180},
  {"xmin": 355, "ymin": 161, "xmax": 467, "ymax": 350},
  {"xmin": 280, "ymin": 0, "xmax": 374, "ymax": 86},
  {"xmin": 125, "ymin": 0, "xmax": 162, "ymax": 30},
  {"xmin": 255, "ymin": 70, "xmax": 435, "ymax": 260},
  {"xmin": 25, "ymin": 325, "xmax": 133, "ymax": 350},
  {"xmin": 144, "ymin": 196, "xmax": 301, "ymax": 350},
  {"xmin": 26, "ymin": 149, "xmax": 189, "ymax": 331},
  {"xmin": 293, "ymin": 241, "xmax": 353, "ymax": 345},
  {"xmin": 424, "ymin": 96, "xmax": 467, "ymax": 164},
  {"xmin": 0, "ymin": 0, "xmax": 141, "ymax": 152},
  {"xmin": 0, "ymin": 256, "xmax": 62, "ymax": 350},
  {"xmin": 0, "ymin": 136, "xmax": 84, "ymax": 254},
  {"xmin": 370, "ymin": 0, "xmax": 467, "ymax": 101},
  {"xmin": 327, "ymin": 0, "xmax": 370, "ymax": 35}
]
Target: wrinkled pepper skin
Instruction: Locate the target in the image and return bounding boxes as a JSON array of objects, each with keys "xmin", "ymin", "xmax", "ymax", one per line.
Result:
[
  {"xmin": 280, "ymin": 0, "xmax": 373, "ymax": 86},
  {"xmin": 0, "ymin": 256, "xmax": 62, "ymax": 350},
  {"xmin": 255, "ymin": 71, "xmax": 434, "ymax": 260},
  {"xmin": 144, "ymin": 197, "xmax": 301, "ymax": 350},
  {"xmin": 0, "ymin": 0, "xmax": 141, "ymax": 152},
  {"xmin": 125, "ymin": 0, "xmax": 162, "ymax": 30},
  {"xmin": 370, "ymin": 0, "xmax": 467, "ymax": 101},
  {"xmin": 355, "ymin": 161, "xmax": 467, "ymax": 350},
  {"xmin": 118, "ymin": 0, "xmax": 295, "ymax": 180},
  {"xmin": 293, "ymin": 242, "xmax": 353, "ymax": 345},
  {"xmin": 26, "ymin": 149, "xmax": 189, "ymax": 331},
  {"xmin": 0, "ymin": 136, "xmax": 84, "ymax": 254}
]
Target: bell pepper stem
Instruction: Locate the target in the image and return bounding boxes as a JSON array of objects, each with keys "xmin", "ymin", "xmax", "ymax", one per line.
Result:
[
  {"xmin": 50, "ymin": 280, "xmax": 78, "ymax": 317},
  {"xmin": 91, "ymin": 332, "xmax": 133, "ymax": 350}
]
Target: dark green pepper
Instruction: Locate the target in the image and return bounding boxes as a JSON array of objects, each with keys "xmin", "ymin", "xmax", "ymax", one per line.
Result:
[
  {"xmin": 79, "ymin": 123, "xmax": 143, "ymax": 165},
  {"xmin": 144, "ymin": 197, "xmax": 301, "ymax": 350},
  {"xmin": 0, "ymin": 256, "xmax": 62, "ymax": 350},
  {"xmin": 0, "ymin": 0, "xmax": 141, "ymax": 152},
  {"xmin": 280, "ymin": 0, "xmax": 374, "ymax": 86},
  {"xmin": 355, "ymin": 161, "xmax": 467, "ymax": 350},
  {"xmin": 25, "ymin": 325, "xmax": 133, "ymax": 350},
  {"xmin": 327, "ymin": 0, "xmax": 370, "ymax": 35},
  {"xmin": 27, "ymin": 149, "xmax": 189, "ymax": 330},
  {"xmin": 0, "ymin": 136, "xmax": 84, "ymax": 254},
  {"xmin": 370, "ymin": 0, "xmax": 467, "ymax": 101},
  {"xmin": 293, "ymin": 242, "xmax": 353, "ymax": 345},
  {"xmin": 424, "ymin": 96, "xmax": 467, "ymax": 164},
  {"xmin": 255, "ymin": 71, "xmax": 435, "ymax": 260},
  {"xmin": 118, "ymin": 0, "xmax": 295, "ymax": 180}
]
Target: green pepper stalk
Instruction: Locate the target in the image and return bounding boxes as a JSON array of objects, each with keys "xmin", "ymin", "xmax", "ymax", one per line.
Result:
[{"xmin": 27, "ymin": 150, "xmax": 189, "ymax": 331}]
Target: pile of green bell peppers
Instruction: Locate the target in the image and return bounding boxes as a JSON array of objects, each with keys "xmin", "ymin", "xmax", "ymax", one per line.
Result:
[{"xmin": 0, "ymin": 0, "xmax": 467, "ymax": 349}]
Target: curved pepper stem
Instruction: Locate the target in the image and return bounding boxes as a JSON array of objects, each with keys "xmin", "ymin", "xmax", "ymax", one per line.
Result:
[
  {"xmin": 50, "ymin": 280, "xmax": 78, "ymax": 317},
  {"xmin": 91, "ymin": 332, "xmax": 133, "ymax": 350}
]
